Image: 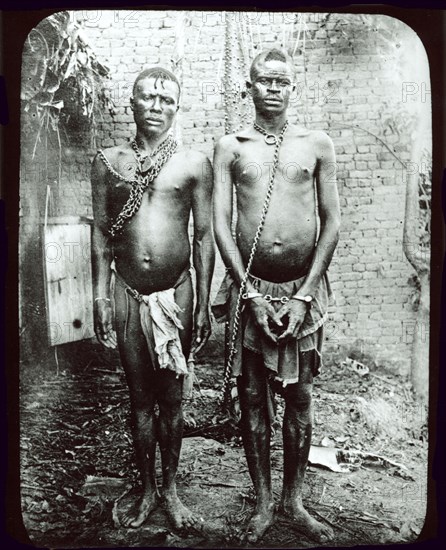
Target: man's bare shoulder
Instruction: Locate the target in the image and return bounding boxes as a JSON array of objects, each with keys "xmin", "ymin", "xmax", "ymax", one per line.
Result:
[
  {"xmin": 216, "ymin": 133, "xmax": 239, "ymax": 150},
  {"xmin": 290, "ymin": 126, "xmax": 334, "ymax": 156},
  {"xmin": 288, "ymin": 123, "xmax": 311, "ymax": 137},
  {"xmin": 309, "ymin": 129, "xmax": 334, "ymax": 149},
  {"xmin": 289, "ymin": 125, "xmax": 332, "ymax": 143},
  {"xmin": 92, "ymin": 143, "xmax": 129, "ymax": 183},
  {"xmin": 176, "ymin": 148, "xmax": 208, "ymax": 163},
  {"xmin": 215, "ymin": 128, "xmax": 255, "ymax": 158},
  {"xmin": 174, "ymin": 148, "xmax": 211, "ymax": 182},
  {"xmin": 312, "ymin": 129, "xmax": 333, "ymax": 146},
  {"xmin": 311, "ymin": 131, "xmax": 335, "ymax": 160},
  {"xmin": 96, "ymin": 143, "xmax": 131, "ymax": 163},
  {"xmin": 176, "ymin": 148, "xmax": 210, "ymax": 169}
]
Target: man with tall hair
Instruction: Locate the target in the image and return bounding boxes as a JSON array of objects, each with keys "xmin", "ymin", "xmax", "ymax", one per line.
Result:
[
  {"xmin": 91, "ymin": 67, "xmax": 215, "ymax": 530},
  {"xmin": 213, "ymin": 48, "xmax": 340, "ymax": 542}
]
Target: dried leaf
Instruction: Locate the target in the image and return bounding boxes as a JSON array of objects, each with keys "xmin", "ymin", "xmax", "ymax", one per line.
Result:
[
  {"xmin": 342, "ymin": 357, "xmax": 370, "ymax": 376},
  {"xmin": 334, "ymin": 435, "xmax": 350, "ymax": 443},
  {"xmin": 80, "ymin": 476, "xmax": 129, "ymax": 500},
  {"xmin": 32, "ymin": 91, "xmax": 54, "ymax": 106},
  {"xmin": 77, "ymin": 51, "xmax": 88, "ymax": 66},
  {"xmin": 308, "ymin": 445, "xmax": 350, "ymax": 473},
  {"xmin": 63, "ymin": 54, "xmax": 77, "ymax": 80},
  {"xmin": 44, "ymin": 69, "xmax": 60, "ymax": 93}
]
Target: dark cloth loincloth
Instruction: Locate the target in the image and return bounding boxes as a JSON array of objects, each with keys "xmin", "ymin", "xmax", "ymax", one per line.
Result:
[
  {"xmin": 212, "ymin": 271, "xmax": 334, "ymax": 385},
  {"xmin": 111, "ymin": 261, "xmax": 193, "ymax": 382}
]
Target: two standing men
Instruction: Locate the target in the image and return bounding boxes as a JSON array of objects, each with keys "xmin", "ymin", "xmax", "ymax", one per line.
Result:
[{"xmin": 92, "ymin": 48, "xmax": 340, "ymax": 542}]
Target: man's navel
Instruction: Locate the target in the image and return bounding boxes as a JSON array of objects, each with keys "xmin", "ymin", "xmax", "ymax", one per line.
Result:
[{"xmin": 272, "ymin": 240, "xmax": 283, "ymax": 252}]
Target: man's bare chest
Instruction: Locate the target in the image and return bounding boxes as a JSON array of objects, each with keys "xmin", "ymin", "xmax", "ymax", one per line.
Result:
[
  {"xmin": 105, "ymin": 154, "xmax": 193, "ymax": 201},
  {"xmin": 232, "ymin": 144, "xmax": 318, "ymax": 189}
]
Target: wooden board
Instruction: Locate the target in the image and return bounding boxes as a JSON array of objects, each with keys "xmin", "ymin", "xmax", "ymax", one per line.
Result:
[{"xmin": 43, "ymin": 223, "xmax": 95, "ymax": 346}]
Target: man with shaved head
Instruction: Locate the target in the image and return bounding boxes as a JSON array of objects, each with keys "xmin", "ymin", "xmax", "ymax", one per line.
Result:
[
  {"xmin": 213, "ymin": 48, "xmax": 340, "ymax": 542},
  {"xmin": 91, "ymin": 67, "xmax": 214, "ymax": 530}
]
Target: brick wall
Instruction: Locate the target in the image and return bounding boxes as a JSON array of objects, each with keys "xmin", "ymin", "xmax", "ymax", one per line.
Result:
[{"xmin": 20, "ymin": 11, "xmax": 429, "ymax": 372}]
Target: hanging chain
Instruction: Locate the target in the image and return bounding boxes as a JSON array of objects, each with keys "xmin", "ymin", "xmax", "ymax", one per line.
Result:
[
  {"xmin": 253, "ymin": 122, "xmax": 282, "ymax": 145},
  {"xmin": 130, "ymin": 136, "xmax": 172, "ymax": 172},
  {"xmin": 109, "ymin": 135, "xmax": 178, "ymax": 237},
  {"xmin": 222, "ymin": 120, "xmax": 289, "ymax": 403}
]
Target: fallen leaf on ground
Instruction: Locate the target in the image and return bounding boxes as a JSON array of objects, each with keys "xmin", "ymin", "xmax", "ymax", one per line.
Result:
[
  {"xmin": 309, "ymin": 445, "xmax": 412, "ymax": 479},
  {"xmin": 308, "ymin": 445, "xmax": 350, "ymax": 473},
  {"xmin": 79, "ymin": 475, "xmax": 129, "ymax": 500},
  {"xmin": 335, "ymin": 435, "xmax": 350, "ymax": 443},
  {"xmin": 342, "ymin": 358, "xmax": 370, "ymax": 376}
]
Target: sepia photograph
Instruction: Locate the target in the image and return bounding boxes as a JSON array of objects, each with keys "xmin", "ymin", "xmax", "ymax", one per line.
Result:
[{"xmin": 18, "ymin": 8, "xmax": 431, "ymax": 548}]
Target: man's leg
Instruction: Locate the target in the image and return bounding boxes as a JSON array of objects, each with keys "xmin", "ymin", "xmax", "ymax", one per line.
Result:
[
  {"xmin": 280, "ymin": 350, "xmax": 333, "ymax": 541},
  {"xmin": 114, "ymin": 284, "xmax": 158, "ymax": 528},
  {"xmin": 237, "ymin": 348, "xmax": 275, "ymax": 542},
  {"xmin": 157, "ymin": 276, "xmax": 200, "ymax": 530}
]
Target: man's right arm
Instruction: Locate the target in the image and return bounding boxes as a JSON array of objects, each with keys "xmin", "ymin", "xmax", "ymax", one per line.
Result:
[
  {"xmin": 212, "ymin": 137, "xmax": 248, "ymax": 289},
  {"xmin": 212, "ymin": 137, "xmax": 281, "ymax": 342},
  {"xmin": 91, "ymin": 154, "xmax": 117, "ymax": 349}
]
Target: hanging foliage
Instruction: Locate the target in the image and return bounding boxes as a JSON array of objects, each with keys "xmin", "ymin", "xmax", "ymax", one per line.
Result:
[{"xmin": 21, "ymin": 11, "xmax": 115, "ymax": 153}]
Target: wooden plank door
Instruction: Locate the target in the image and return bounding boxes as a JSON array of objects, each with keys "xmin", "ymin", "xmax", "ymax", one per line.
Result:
[{"xmin": 43, "ymin": 222, "xmax": 95, "ymax": 345}]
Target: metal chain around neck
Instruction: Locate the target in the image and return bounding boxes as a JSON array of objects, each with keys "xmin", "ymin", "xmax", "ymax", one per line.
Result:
[
  {"xmin": 223, "ymin": 120, "xmax": 289, "ymax": 404},
  {"xmin": 130, "ymin": 135, "xmax": 172, "ymax": 172},
  {"xmin": 109, "ymin": 135, "xmax": 178, "ymax": 237},
  {"xmin": 253, "ymin": 120, "xmax": 288, "ymax": 145}
]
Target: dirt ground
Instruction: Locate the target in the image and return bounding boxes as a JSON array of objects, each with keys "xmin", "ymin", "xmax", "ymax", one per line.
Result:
[{"xmin": 19, "ymin": 343, "xmax": 428, "ymax": 548}]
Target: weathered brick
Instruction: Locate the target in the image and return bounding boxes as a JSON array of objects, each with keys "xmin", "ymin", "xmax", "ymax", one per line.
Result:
[{"xmin": 349, "ymin": 170, "xmax": 371, "ymax": 179}]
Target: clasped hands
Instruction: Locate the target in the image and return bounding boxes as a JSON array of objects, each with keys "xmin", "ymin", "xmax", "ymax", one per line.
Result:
[{"xmin": 248, "ymin": 295, "xmax": 308, "ymax": 344}]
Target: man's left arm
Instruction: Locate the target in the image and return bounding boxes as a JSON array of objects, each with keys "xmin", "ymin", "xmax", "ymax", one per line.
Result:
[
  {"xmin": 278, "ymin": 132, "xmax": 341, "ymax": 341},
  {"xmin": 191, "ymin": 154, "xmax": 216, "ymax": 354},
  {"xmin": 298, "ymin": 132, "xmax": 341, "ymax": 295}
]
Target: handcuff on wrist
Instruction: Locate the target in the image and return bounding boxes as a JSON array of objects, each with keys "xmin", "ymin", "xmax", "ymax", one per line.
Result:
[
  {"xmin": 291, "ymin": 294, "xmax": 313, "ymax": 304},
  {"xmin": 242, "ymin": 292, "xmax": 263, "ymax": 300},
  {"xmin": 242, "ymin": 292, "xmax": 313, "ymax": 305}
]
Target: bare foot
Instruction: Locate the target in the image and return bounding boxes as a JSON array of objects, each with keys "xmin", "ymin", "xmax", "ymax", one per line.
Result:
[
  {"xmin": 243, "ymin": 502, "xmax": 275, "ymax": 543},
  {"xmin": 280, "ymin": 499, "xmax": 334, "ymax": 542},
  {"xmin": 162, "ymin": 491, "xmax": 202, "ymax": 531},
  {"xmin": 121, "ymin": 492, "xmax": 158, "ymax": 528}
]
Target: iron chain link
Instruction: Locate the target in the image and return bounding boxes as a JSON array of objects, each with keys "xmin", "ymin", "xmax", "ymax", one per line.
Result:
[{"xmin": 109, "ymin": 135, "xmax": 178, "ymax": 237}]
